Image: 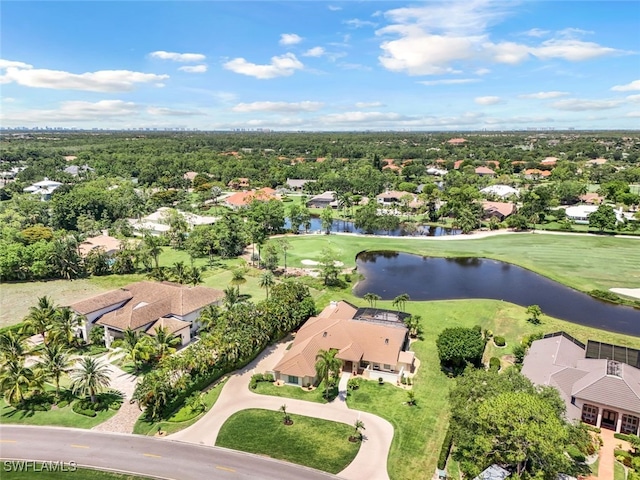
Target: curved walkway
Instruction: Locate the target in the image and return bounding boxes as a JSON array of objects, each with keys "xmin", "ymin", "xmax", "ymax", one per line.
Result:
[{"xmin": 169, "ymin": 340, "xmax": 394, "ymax": 480}]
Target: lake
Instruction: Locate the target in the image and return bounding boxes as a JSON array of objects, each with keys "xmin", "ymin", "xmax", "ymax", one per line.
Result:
[
  {"xmin": 284, "ymin": 217, "xmax": 461, "ymax": 237},
  {"xmin": 353, "ymin": 251, "xmax": 640, "ymax": 336}
]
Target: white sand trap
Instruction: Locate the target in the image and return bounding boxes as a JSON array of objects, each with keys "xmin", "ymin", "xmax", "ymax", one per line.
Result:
[
  {"xmin": 301, "ymin": 259, "xmax": 344, "ymax": 267},
  {"xmin": 610, "ymin": 288, "xmax": 640, "ymax": 300}
]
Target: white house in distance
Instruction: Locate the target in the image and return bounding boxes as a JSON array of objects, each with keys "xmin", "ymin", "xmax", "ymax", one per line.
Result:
[
  {"xmin": 69, "ymin": 281, "xmax": 224, "ymax": 347},
  {"xmin": 480, "ymin": 184, "xmax": 520, "ymax": 198},
  {"xmin": 271, "ymin": 301, "xmax": 416, "ymax": 386},
  {"xmin": 23, "ymin": 178, "xmax": 63, "ymax": 201},
  {"xmin": 128, "ymin": 207, "xmax": 218, "ymax": 236},
  {"xmin": 522, "ymin": 332, "xmax": 640, "ymax": 435},
  {"xmin": 565, "ymin": 205, "xmax": 624, "ymax": 224}
]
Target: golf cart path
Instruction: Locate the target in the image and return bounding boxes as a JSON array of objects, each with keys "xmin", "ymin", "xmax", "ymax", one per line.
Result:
[{"xmin": 169, "ymin": 340, "xmax": 394, "ymax": 480}]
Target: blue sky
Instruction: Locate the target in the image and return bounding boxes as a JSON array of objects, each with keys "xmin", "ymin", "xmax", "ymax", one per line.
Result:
[{"xmin": 1, "ymin": 1, "xmax": 639, "ymax": 131}]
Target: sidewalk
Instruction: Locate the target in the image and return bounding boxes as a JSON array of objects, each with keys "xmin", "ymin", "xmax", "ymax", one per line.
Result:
[{"xmin": 170, "ymin": 340, "xmax": 393, "ymax": 480}]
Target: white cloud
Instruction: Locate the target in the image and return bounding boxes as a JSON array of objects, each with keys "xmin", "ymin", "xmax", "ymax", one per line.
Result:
[
  {"xmin": 0, "ymin": 59, "xmax": 33, "ymax": 70},
  {"xmin": 328, "ymin": 5, "xmax": 342, "ymax": 11},
  {"xmin": 355, "ymin": 102, "xmax": 385, "ymax": 108},
  {"xmin": 279, "ymin": 34, "xmax": 303, "ymax": 46},
  {"xmin": 626, "ymin": 111, "xmax": 640, "ymax": 118},
  {"xmin": 149, "ymin": 51, "xmax": 206, "ymax": 62},
  {"xmin": 475, "ymin": 96, "xmax": 503, "ymax": 105},
  {"xmin": 303, "ymin": 47, "xmax": 326, "ymax": 58},
  {"xmin": 519, "ymin": 91, "xmax": 569, "ymax": 99},
  {"xmin": 612, "ymin": 80, "xmax": 640, "ymax": 92},
  {"xmin": 625, "ymin": 94, "xmax": 640, "ymax": 103},
  {"xmin": 147, "ymin": 107, "xmax": 204, "ymax": 116},
  {"xmin": 0, "ymin": 64, "xmax": 168, "ymax": 92},
  {"xmin": 338, "ymin": 63, "xmax": 372, "ymax": 71},
  {"xmin": 419, "ymin": 78, "xmax": 479, "ymax": 86},
  {"xmin": 475, "ymin": 68, "xmax": 491, "ymax": 75},
  {"xmin": 178, "ymin": 64, "xmax": 208, "ymax": 73},
  {"xmin": 375, "ymin": 2, "xmax": 626, "ymax": 76},
  {"xmin": 557, "ymin": 27, "xmax": 594, "ymax": 38},
  {"xmin": 223, "ymin": 53, "xmax": 303, "ymax": 79},
  {"xmin": 232, "ymin": 101, "xmax": 324, "ymax": 113},
  {"xmin": 344, "ymin": 19, "xmax": 378, "ymax": 28},
  {"xmin": 522, "ymin": 28, "xmax": 550, "ymax": 37},
  {"xmin": 1, "ymin": 100, "xmax": 139, "ymax": 123},
  {"xmin": 551, "ymin": 98, "xmax": 622, "ymax": 111},
  {"xmin": 1, "ymin": 97, "xmax": 17, "ymax": 103},
  {"xmin": 322, "ymin": 111, "xmax": 408, "ymax": 124}
]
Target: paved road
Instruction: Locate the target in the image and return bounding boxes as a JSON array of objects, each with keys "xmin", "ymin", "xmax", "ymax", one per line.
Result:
[{"xmin": 0, "ymin": 425, "xmax": 338, "ymax": 480}]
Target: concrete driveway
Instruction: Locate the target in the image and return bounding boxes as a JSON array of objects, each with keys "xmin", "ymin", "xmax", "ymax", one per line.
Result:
[{"xmin": 170, "ymin": 340, "xmax": 394, "ymax": 480}]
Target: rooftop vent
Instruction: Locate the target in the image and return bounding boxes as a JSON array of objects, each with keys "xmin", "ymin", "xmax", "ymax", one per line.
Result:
[
  {"xmin": 607, "ymin": 360, "xmax": 621, "ymax": 377},
  {"xmin": 323, "ymin": 332, "xmax": 327, "ymax": 337},
  {"xmin": 385, "ymin": 338, "xmax": 389, "ymax": 345}
]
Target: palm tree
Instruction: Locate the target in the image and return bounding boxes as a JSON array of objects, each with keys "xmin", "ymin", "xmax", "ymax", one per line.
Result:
[
  {"xmin": 198, "ymin": 305, "xmax": 220, "ymax": 333},
  {"xmin": 259, "ymin": 271, "xmax": 275, "ymax": 299},
  {"xmin": 50, "ymin": 307, "xmax": 81, "ymax": 347},
  {"xmin": 0, "ymin": 331, "xmax": 29, "ymax": 367},
  {"xmin": 315, "ymin": 349, "xmax": 342, "ymax": 400},
  {"xmin": 230, "ymin": 269, "xmax": 247, "ymax": 295},
  {"xmin": 278, "ymin": 238, "xmax": 291, "ymax": 274},
  {"xmin": 128, "ymin": 336, "xmax": 156, "ymax": 372},
  {"xmin": 404, "ymin": 314, "xmax": 423, "ymax": 339},
  {"xmin": 146, "ymin": 266, "xmax": 169, "ymax": 282},
  {"xmin": 186, "ymin": 266, "xmax": 203, "ymax": 286},
  {"xmin": 38, "ymin": 343, "xmax": 72, "ymax": 400},
  {"xmin": 21, "ymin": 296, "xmax": 57, "ymax": 345},
  {"xmin": 353, "ymin": 419, "xmax": 365, "ymax": 440},
  {"xmin": 170, "ymin": 261, "xmax": 188, "ymax": 284},
  {"xmin": 153, "ymin": 326, "xmax": 182, "ymax": 360},
  {"xmin": 71, "ymin": 357, "xmax": 111, "ymax": 404},
  {"xmin": 392, "ymin": 293, "xmax": 410, "ymax": 312},
  {"xmin": 48, "ymin": 237, "xmax": 84, "ymax": 280},
  {"xmin": 364, "ymin": 292, "xmax": 381, "ymax": 308},
  {"xmin": 0, "ymin": 360, "xmax": 43, "ymax": 406},
  {"xmin": 143, "ymin": 234, "xmax": 163, "ymax": 269},
  {"xmin": 223, "ymin": 285, "xmax": 240, "ymax": 309}
]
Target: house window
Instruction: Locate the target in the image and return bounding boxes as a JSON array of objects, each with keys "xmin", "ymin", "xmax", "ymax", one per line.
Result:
[
  {"xmin": 622, "ymin": 414, "xmax": 639, "ymax": 435},
  {"xmin": 383, "ymin": 364, "xmax": 392, "ymax": 371},
  {"xmin": 359, "ymin": 360, "xmax": 369, "ymax": 368},
  {"xmin": 287, "ymin": 375, "xmax": 299, "ymax": 385},
  {"xmin": 581, "ymin": 404, "xmax": 598, "ymax": 426}
]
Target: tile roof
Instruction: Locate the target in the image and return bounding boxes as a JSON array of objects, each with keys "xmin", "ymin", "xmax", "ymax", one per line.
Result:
[
  {"xmin": 273, "ymin": 301, "xmax": 408, "ymax": 378},
  {"xmin": 78, "ymin": 234, "xmax": 122, "ymax": 257},
  {"xmin": 482, "ymin": 201, "xmax": 515, "ymax": 217},
  {"xmin": 475, "ymin": 166, "xmax": 496, "ymax": 175},
  {"xmin": 224, "ymin": 188, "xmax": 277, "ymax": 207},
  {"xmin": 70, "ymin": 289, "xmax": 133, "ymax": 315},
  {"xmin": 146, "ymin": 317, "xmax": 191, "ymax": 336}
]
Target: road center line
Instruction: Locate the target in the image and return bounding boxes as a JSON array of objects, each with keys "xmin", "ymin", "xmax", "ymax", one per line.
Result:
[
  {"xmin": 216, "ymin": 465, "xmax": 236, "ymax": 473},
  {"xmin": 142, "ymin": 453, "xmax": 162, "ymax": 458},
  {"xmin": 70, "ymin": 444, "xmax": 90, "ymax": 449}
]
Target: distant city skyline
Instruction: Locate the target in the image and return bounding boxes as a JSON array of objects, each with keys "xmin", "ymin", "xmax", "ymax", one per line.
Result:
[{"xmin": 1, "ymin": 1, "xmax": 639, "ymax": 131}]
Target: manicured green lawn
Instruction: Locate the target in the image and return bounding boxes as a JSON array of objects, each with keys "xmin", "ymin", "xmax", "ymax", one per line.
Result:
[
  {"xmin": 133, "ymin": 378, "xmax": 227, "ymax": 436},
  {"xmin": 252, "ymin": 381, "xmax": 332, "ymax": 404},
  {"xmin": 282, "ymin": 233, "xmax": 640, "ymax": 293},
  {"xmin": 0, "ymin": 398, "xmax": 117, "ymax": 429},
  {"xmin": 2, "ymin": 464, "xmax": 153, "ymax": 479},
  {"xmin": 216, "ymin": 408, "xmax": 360, "ymax": 474}
]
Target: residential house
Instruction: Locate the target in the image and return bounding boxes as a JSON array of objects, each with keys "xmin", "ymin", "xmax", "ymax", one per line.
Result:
[
  {"xmin": 78, "ymin": 232, "xmax": 122, "ymax": 257},
  {"xmin": 475, "ymin": 166, "xmax": 496, "ymax": 177},
  {"xmin": 426, "ymin": 167, "xmax": 448, "ymax": 176},
  {"xmin": 447, "ymin": 138, "xmax": 467, "ymax": 145},
  {"xmin": 224, "ymin": 188, "xmax": 278, "ymax": 209},
  {"xmin": 286, "ymin": 178, "xmax": 316, "ymax": 191},
  {"xmin": 128, "ymin": 207, "xmax": 218, "ymax": 236},
  {"xmin": 453, "ymin": 160, "xmax": 465, "ymax": 170},
  {"xmin": 482, "ymin": 201, "xmax": 515, "ymax": 221},
  {"xmin": 565, "ymin": 205, "xmax": 623, "ymax": 224},
  {"xmin": 69, "ymin": 281, "xmax": 225, "ymax": 348},
  {"xmin": 227, "ymin": 178, "xmax": 251, "ymax": 190},
  {"xmin": 472, "ymin": 465, "xmax": 511, "ymax": 480},
  {"xmin": 480, "ymin": 185, "xmax": 519, "ymax": 198},
  {"xmin": 522, "ymin": 332, "xmax": 640, "ymax": 435},
  {"xmin": 586, "ymin": 158, "xmax": 608, "ymax": 166},
  {"xmin": 306, "ymin": 191, "xmax": 338, "ymax": 209},
  {"xmin": 376, "ymin": 190, "xmax": 415, "ymax": 206},
  {"xmin": 23, "ymin": 178, "xmax": 63, "ymax": 201},
  {"xmin": 523, "ymin": 169, "xmax": 551, "ymax": 180},
  {"xmin": 64, "ymin": 165, "xmax": 94, "ymax": 177},
  {"xmin": 271, "ymin": 301, "xmax": 416, "ymax": 386},
  {"xmin": 183, "ymin": 171, "xmax": 198, "ymax": 183},
  {"xmin": 578, "ymin": 193, "xmax": 604, "ymax": 205},
  {"xmin": 541, "ymin": 157, "xmax": 558, "ymax": 166}
]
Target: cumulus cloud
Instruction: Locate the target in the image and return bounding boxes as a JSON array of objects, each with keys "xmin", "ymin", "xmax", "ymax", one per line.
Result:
[
  {"xmin": 328, "ymin": 5, "xmax": 342, "ymax": 11},
  {"xmin": 232, "ymin": 101, "xmax": 324, "ymax": 113},
  {"xmin": 223, "ymin": 53, "xmax": 303, "ymax": 79},
  {"xmin": 474, "ymin": 96, "xmax": 503, "ymax": 105},
  {"xmin": 149, "ymin": 51, "xmax": 206, "ymax": 62},
  {"xmin": 355, "ymin": 101, "xmax": 385, "ymax": 108},
  {"xmin": 475, "ymin": 68, "xmax": 491, "ymax": 75},
  {"xmin": 0, "ymin": 63, "xmax": 168, "ymax": 92},
  {"xmin": 322, "ymin": 111, "xmax": 408, "ymax": 124},
  {"xmin": 626, "ymin": 111, "xmax": 640, "ymax": 118},
  {"xmin": 419, "ymin": 78, "xmax": 479, "ymax": 86},
  {"xmin": 519, "ymin": 91, "xmax": 569, "ymax": 99},
  {"xmin": 627, "ymin": 94, "xmax": 640, "ymax": 103},
  {"xmin": 522, "ymin": 28, "xmax": 550, "ymax": 37},
  {"xmin": 612, "ymin": 80, "xmax": 640, "ymax": 91},
  {"xmin": 279, "ymin": 34, "xmax": 303, "ymax": 46},
  {"xmin": 178, "ymin": 64, "xmax": 208, "ymax": 73},
  {"xmin": 375, "ymin": 1, "xmax": 625, "ymax": 76},
  {"xmin": 147, "ymin": 106, "xmax": 204, "ymax": 116},
  {"xmin": 303, "ymin": 47, "xmax": 326, "ymax": 58},
  {"xmin": 1, "ymin": 100, "xmax": 139, "ymax": 123},
  {"xmin": 551, "ymin": 98, "xmax": 622, "ymax": 111},
  {"xmin": 0, "ymin": 59, "xmax": 33, "ymax": 70}
]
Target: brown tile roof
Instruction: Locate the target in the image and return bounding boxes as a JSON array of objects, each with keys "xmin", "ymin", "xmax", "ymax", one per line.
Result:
[
  {"xmin": 524, "ymin": 168, "xmax": 551, "ymax": 177},
  {"xmin": 78, "ymin": 234, "xmax": 122, "ymax": 257},
  {"xmin": 224, "ymin": 188, "xmax": 277, "ymax": 208},
  {"xmin": 146, "ymin": 317, "xmax": 191, "ymax": 336},
  {"xmin": 482, "ymin": 201, "xmax": 515, "ymax": 217},
  {"xmin": 376, "ymin": 190, "xmax": 414, "ymax": 201},
  {"xmin": 475, "ymin": 166, "xmax": 496, "ymax": 175},
  {"xmin": 453, "ymin": 160, "xmax": 464, "ymax": 169},
  {"xmin": 81, "ymin": 281, "xmax": 223, "ymax": 331},
  {"xmin": 447, "ymin": 138, "xmax": 466, "ymax": 144},
  {"xmin": 579, "ymin": 193, "xmax": 604, "ymax": 204},
  {"xmin": 70, "ymin": 289, "xmax": 133, "ymax": 315},
  {"xmin": 273, "ymin": 301, "xmax": 408, "ymax": 378}
]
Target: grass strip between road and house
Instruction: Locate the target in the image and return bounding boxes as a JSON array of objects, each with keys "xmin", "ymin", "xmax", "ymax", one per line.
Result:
[
  {"xmin": 0, "ymin": 463, "xmax": 156, "ymax": 480},
  {"xmin": 215, "ymin": 408, "xmax": 360, "ymax": 475},
  {"xmin": 0, "ymin": 398, "xmax": 117, "ymax": 429}
]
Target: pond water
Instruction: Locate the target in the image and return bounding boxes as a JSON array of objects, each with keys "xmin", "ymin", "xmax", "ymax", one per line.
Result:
[
  {"xmin": 353, "ymin": 251, "xmax": 640, "ymax": 336},
  {"xmin": 284, "ymin": 217, "xmax": 461, "ymax": 237}
]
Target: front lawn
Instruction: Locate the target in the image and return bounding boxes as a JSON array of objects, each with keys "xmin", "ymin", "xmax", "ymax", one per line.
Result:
[
  {"xmin": 216, "ymin": 408, "xmax": 360, "ymax": 474},
  {"xmin": 132, "ymin": 378, "xmax": 227, "ymax": 436},
  {"xmin": 0, "ymin": 397, "xmax": 117, "ymax": 429},
  {"xmin": 251, "ymin": 380, "xmax": 336, "ymax": 404}
]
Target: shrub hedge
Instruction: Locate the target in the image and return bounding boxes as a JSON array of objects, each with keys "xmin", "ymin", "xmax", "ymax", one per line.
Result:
[
  {"xmin": 493, "ymin": 336, "xmax": 506, "ymax": 347},
  {"xmin": 437, "ymin": 427, "xmax": 453, "ymax": 470}
]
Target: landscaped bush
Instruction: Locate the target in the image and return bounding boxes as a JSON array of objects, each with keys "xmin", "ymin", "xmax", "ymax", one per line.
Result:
[
  {"xmin": 590, "ymin": 289, "xmax": 622, "ymax": 304},
  {"xmin": 566, "ymin": 444, "xmax": 585, "ymax": 462},
  {"xmin": 489, "ymin": 357, "xmax": 501, "ymax": 371},
  {"xmin": 437, "ymin": 427, "xmax": 453, "ymax": 470},
  {"xmin": 72, "ymin": 400, "xmax": 97, "ymax": 417},
  {"xmin": 615, "ymin": 449, "xmax": 633, "ymax": 467},
  {"xmin": 347, "ymin": 378, "xmax": 361, "ymax": 390},
  {"xmin": 56, "ymin": 400, "xmax": 69, "ymax": 408},
  {"xmin": 493, "ymin": 336, "xmax": 506, "ymax": 347},
  {"xmin": 250, "ymin": 373, "xmax": 275, "ymax": 390},
  {"xmin": 614, "ymin": 432, "xmax": 639, "ymax": 443}
]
